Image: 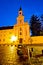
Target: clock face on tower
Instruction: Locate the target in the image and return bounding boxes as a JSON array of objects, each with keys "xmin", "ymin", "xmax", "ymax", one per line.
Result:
[
  {"xmin": 19, "ymin": 7, "xmax": 22, "ymax": 15},
  {"xmin": 19, "ymin": 11, "xmax": 22, "ymax": 16},
  {"xmin": 19, "ymin": 12, "xmax": 21, "ymax": 14},
  {"xmin": 17, "ymin": 7, "xmax": 24, "ymax": 24}
]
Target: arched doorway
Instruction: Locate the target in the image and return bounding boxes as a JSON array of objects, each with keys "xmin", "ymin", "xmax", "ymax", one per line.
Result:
[{"xmin": 19, "ymin": 38, "xmax": 23, "ymax": 43}]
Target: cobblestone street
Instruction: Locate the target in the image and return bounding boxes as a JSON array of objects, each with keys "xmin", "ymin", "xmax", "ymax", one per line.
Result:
[{"xmin": 0, "ymin": 44, "xmax": 43, "ymax": 65}]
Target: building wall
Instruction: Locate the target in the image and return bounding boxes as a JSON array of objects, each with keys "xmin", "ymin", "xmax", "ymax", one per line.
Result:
[
  {"xmin": 31, "ymin": 36, "xmax": 43, "ymax": 44},
  {"xmin": 0, "ymin": 29, "xmax": 14, "ymax": 44},
  {"xmin": 0, "ymin": 23, "xmax": 30, "ymax": 45},
  {"xmin": 14, "ymin": 23, "xmax": 30, "ymax": 44}
]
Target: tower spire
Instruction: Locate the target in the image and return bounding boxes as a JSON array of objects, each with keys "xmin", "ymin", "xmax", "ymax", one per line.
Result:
[
  {"xmin": 19, "ymin": 7, "xmax": 22, "ymax": 11},
  {"xmin": 17, "ymin": 7, "xmax": 24, "ymax": 24},
  {"xmin": 18, "ymin": 7, "xmax": 22, "ymax": 16}
]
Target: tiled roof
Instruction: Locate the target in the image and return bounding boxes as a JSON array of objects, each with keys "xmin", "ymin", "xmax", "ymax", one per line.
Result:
[{"xmin": 0, "ymin": 26, "xmax": 13, "ymax": 30}]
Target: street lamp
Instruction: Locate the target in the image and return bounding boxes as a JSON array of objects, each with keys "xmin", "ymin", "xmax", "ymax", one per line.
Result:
[{"xmin": 10, "ymin": 35, "xmax": 18, "ymax": 42}]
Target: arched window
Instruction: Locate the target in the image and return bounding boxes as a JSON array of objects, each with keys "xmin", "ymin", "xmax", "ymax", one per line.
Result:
[
  {"xmin": 0, "ymin": 39, "xmax": 1, "ymax": 41},
  {"xmin": 20, "ymin": 32, "xmax": 22, "ymax": 35},
  {"xmin": 20, "ymin": 28, "xmax": 22, "ymax": 31},
  {"xmin": 20, "ymin": 20, "xmax": 22, "ymax": 23},
  {"xmin": 19, "ymin": 38, "xmax": 23, "ymax": 43}
]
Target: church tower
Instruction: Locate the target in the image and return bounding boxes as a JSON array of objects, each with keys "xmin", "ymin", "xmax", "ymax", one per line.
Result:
[
  {"xmin": 17, "ymin": 7, "xmax": 24, "ymax": 24},
  {"xmin": 15, "ymin": 7, "xmax": 30, "ymax": 44}
]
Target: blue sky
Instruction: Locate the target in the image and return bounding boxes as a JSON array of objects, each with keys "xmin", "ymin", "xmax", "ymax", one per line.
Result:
[{"xmin": 0, "ymin": 0, "xmax": 43, "ymax": 27}]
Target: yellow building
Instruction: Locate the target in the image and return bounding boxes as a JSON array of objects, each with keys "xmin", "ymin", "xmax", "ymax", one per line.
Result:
[
  {"xmin": 0, "ymin": 8, "xmax": 30, "ymax": 45},
  {"xmin": 0, "ymin": 7, "xmax": 43, "ymax": 45}
]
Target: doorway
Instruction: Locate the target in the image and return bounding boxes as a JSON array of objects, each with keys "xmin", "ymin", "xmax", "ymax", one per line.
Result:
[{"xmin": 19, "ymin": 38, "xmax": 23, "ymax": 43}]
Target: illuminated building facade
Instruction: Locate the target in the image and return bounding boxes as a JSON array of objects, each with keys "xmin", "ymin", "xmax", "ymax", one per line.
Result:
[
  {"xmin": 0, "ymin": 8, "xmax": 30, "ymax": 45},
  {"xmin": 0, "ymin": 8, "xmax": 43, "ymax": 45}
]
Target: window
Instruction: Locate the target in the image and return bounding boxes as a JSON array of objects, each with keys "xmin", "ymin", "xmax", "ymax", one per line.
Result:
[
  {"xmin": 0, "ymin": 39, "xmax": 1, "ymax": 41},
  {"xmin": 20, "ymin": 32, "xmax": 22, "ymax": 35},
  {"xmin": 42, "ymin": 50, "xmax": 43, "ymax": 54},
  {"xmin": 4, "ymin": 35, "xmax": 5, "ymax": 36},
  {"xmin": 11, "ymin": 45, "xmax": 13, "ymax": 47},
  {"xmin": 15, "ymin": 45, "xmax": 16, "ymax": 47},
  {"xmin": 20, "ymin": 28, "xmax": 22, "ymax": 31},
  {"xmin": 19, "ymin": 38, "xmax": 23, "ymax": 43},
  {"xmin": 9, "ymin": 32, "xmax": 12, "ymax": 34},
  {"xmin": 20, "ymin": 20, "xmax": 22, "ymax": 23}
]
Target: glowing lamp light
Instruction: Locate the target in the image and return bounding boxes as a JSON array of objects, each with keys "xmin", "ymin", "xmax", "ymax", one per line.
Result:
[{"xmin": 11, "ymin": 36, "xmax": 17, "ymax": 42}]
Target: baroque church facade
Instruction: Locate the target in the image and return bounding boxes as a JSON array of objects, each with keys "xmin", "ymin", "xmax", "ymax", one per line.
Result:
[{"xmin": 0, "ymin": 8, "xmax": 30, "ymax": 45}]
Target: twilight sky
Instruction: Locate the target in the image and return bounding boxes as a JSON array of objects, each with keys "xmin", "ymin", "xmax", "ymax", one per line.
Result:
[{"xmin": 0, "ymin": 0, "xmax": 43, "ymax": 27}]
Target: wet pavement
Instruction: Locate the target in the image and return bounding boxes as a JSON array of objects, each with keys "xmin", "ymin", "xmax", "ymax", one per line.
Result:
[{"xmin": 0, "ymin": 44, "xmax": 43, "ymax": 65}]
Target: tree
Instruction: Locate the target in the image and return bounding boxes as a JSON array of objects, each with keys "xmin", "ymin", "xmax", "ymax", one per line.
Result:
[
  {"xmin": 40, "ymin": 26, "xmax": 43, "ymax": 35},
  {"xmin": 30, "ymin": 15, "xmax": 41, "ymax": 36},
  {"xmin": 40, "ymin": 14, "xmax": 43, "ymax": 22},
  {"xmin": 40, "ymin": 15, "xmax": 43, "ymax": 35}
]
